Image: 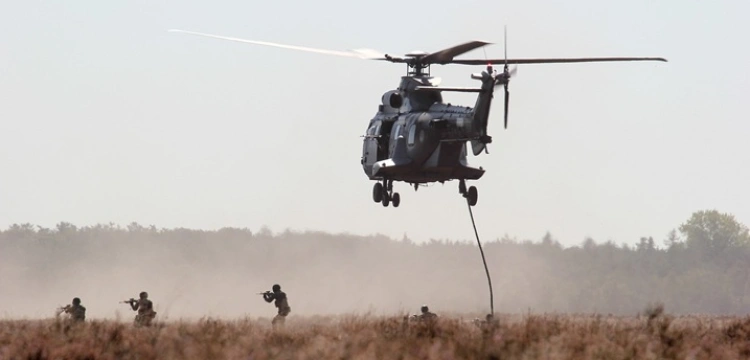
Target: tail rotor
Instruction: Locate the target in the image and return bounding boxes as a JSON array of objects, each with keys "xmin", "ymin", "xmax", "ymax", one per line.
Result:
[
  {"xmin": 499, "ymin": 26, "xmax": 514, "ymax": 129},
  {"xmin": 486, "ymin": 26, "xmax": 515, "ymax": 130}
]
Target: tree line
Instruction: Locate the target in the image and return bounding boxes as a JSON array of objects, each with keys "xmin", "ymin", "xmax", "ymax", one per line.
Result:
[{"xmin": 1, "ymin": 210, "xmax": 748, "ymax": 316}]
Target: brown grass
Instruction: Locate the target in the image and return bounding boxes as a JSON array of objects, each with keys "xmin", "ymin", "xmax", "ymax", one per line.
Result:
[{"xmin": 2, "ymin": 313, "xmax": 750, "ymax": 359}]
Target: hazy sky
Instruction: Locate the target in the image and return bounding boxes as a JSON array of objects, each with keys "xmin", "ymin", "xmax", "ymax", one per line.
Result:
[{"xmin": 1, "ymin": 1, "xmax": 748, "ymax": 246}]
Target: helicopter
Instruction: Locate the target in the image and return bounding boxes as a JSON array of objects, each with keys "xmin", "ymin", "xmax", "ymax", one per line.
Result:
[{"xmin": 169, "ymin": 29, "xmax": 666, "ymax": 208}]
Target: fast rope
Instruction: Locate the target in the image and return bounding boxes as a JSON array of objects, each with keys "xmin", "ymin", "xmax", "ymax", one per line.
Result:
[{"xmin": 467, "ymin": 200, "xmax": 494, "ymax": 315}]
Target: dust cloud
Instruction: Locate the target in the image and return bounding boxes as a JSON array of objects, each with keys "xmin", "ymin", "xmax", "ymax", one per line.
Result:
[
  {"xmin": 0, "ymin": 224, "xmax": 550, "ymax": 320},
  {"xmin": 1, "ymin": 223, "xmax": 748, "ymax": 320}
]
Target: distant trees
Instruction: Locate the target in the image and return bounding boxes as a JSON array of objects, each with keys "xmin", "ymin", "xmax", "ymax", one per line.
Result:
[
  {"xmin": 678, "ymin": 210, "xmax": 750, "ymax": 254},
  {"xmin": 1, "ymin": 210, "xmax": 749, "ymax": 315},
  {"xmin": 636, "ymin": 236, "xmax": 656, "ymax": 252}
]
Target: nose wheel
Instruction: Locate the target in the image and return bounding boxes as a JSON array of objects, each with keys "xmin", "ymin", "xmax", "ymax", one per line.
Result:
[
  {"xmin": 373, "ymin": 180, "xmax": 400, "ymax": 208},
  {"xmin": 459, "ymin": 179, "xmax": 478, "ymax": 206}
]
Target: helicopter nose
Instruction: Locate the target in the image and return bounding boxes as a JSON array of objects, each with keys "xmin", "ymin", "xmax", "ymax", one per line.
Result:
[{"xmin": 371, "ymin": 162, "xmax": 384, "ymax": 177}]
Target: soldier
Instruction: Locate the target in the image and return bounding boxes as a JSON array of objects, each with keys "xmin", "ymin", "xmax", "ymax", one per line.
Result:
[
  {"xmin": 408, "ymin": 304, "xmax": 438, "ymax": 323},
  {"xmin": 417, "ymin": 305, "xmax": 438, "ymax": 321},
  {"xmin": 58, "ymin": 297, "xmax": 86, "ymax": 323},
  {"xmin": 262, "ymin": 284, "xmax": 291, "ymax": 328},
  {"xmin": 126, "ymin": 291, "xmax": 157, "ymax": 327}
]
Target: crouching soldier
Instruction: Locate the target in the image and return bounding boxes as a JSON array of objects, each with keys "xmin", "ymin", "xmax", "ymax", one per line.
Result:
[
  {"xmin": 124, "ymin": 291, "xmax": 157, "ymax": 327},
  {"xmin": 407, "ymin": 305, "xmax": 438, "ymax": 323},
  {"xmin": 417, "ymin": 305, "xmax": 438, "ymax": 321},
  {"xmin": 57, "ymin": 297, "xmax": 86, "ymax": 323}
]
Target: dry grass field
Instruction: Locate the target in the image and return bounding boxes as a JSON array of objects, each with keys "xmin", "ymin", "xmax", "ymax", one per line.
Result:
[{"xmin": 2, "ymin": 311, "xmax": 750, "ymax": 360}]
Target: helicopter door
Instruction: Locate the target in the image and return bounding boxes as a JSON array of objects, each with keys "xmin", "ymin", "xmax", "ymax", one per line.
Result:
[{"xmin": 362, "ymin": 121, "xmax": 381, "ymax": 174}]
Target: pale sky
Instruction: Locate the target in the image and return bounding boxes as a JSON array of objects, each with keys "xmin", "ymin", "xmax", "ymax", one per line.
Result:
[{"xmin": 1, "ymin": 0, "xmax": 748, "ymax": 246}]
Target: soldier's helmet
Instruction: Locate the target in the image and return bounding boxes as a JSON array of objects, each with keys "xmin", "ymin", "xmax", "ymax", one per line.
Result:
[
  {"xmin": 421, "ymin": 305, "xmax": 429, "ymax": 313},
  {"xmin": 73, "ymin": 297, "xmax": 81, "ymax": 305},
  {"xmin": 272, "ymin": 284, "xmax": 281, "ymax": 292},
  {"xmin": 140, "ymin": 291, "xmax": 148, "ymax": 299}
]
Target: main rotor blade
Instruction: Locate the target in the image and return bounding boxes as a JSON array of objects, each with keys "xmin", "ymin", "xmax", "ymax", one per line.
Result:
[
  {"xmin": 168, "ymin": 29, "xmax": 386, "ymax": 60},
  {"xmin": 451, "ymin": 57, "xmax": 667, "ymax": 65},
  {"xmin": 421, "ymin": 41, "xmax": 492, "ymax": 64}
]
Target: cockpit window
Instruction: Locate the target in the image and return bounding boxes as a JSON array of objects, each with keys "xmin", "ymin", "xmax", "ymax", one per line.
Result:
[{"xmin": 367, "ymin": 122, "xmax": 381, "ymax": 136}]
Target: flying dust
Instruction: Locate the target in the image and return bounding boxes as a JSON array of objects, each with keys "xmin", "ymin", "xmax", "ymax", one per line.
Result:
[
  {"xmin": 1, "ymin": 224, "xmax": 560, "ymax": 320},
  {"xmin": 2, "ymin": 219, "xmax": 748, "ymax": 320}
]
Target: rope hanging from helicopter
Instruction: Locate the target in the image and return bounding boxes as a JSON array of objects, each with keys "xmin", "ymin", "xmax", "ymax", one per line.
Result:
[{"xmin": 466, "ymin": 198, "xmax": 494, "ymax": 316}]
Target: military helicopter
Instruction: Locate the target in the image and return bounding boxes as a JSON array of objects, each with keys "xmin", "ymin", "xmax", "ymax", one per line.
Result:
[{"xmin": 170, "ymin": 29, "xmax": 666, "ymax": 208}]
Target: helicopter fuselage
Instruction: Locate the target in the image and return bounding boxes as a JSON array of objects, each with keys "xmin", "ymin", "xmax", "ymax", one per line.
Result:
[
  {"xmin": 361, "ymin": 105, "xmax": 484, "ymax": 184},
  {"xmin": 360, "ymin": 74, "xmax": 493, "ymax": 189},
  {"xmin": 361, "ymin": 71, "xmax": 500, "ymax": 207}
]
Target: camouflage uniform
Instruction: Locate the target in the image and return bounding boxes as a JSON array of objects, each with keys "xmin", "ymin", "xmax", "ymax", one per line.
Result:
[
  {"xmin": 416, "ymin": 305, "xmax": 438, "ymax": 322},
  {"xmin": 130, "ymin": 293, "xmax": 157, "ymax": 327},
  {"xmin": 61, "ymin": 302, "xmax": 86, "ymax": 322},
  {"xmin": 263, "ymin": 285, "xmax": 291, "ymax": 327},
  {"xmin": 419, "ymin": 311, "xmax": 438, "ymax": 321},
  {"xmin": 405, "ymin": 305, "xmax": 438, "ymax": 325}
]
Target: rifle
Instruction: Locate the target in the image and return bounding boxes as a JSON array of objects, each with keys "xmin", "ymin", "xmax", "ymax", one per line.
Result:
[
  {"xmin": 120, "ymin": 298, "xmax": 136, "ymax": 305},
  {"xmin": 55, "ymin": 305, "xmax": 71, "ymax": 316},
  {"xmin": 257, "ymin": 291, "xmax": 270, "ymax": 295}
]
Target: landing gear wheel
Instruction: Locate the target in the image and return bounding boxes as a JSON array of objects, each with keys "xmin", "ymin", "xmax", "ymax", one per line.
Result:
[
  {"xmin": 373, "ymin": 183, "xmax": 383, "ymax": 203},
  {"xmin": 391, "ymin": 193, "xmax": 401, "ymax": 208},
  {"xmin": 467, "ymin": 186, "xmax": 478, "ymax": 206},
  {"xmin": 382, "ymin": 193, "xmax": 390, "ymax": 207}
]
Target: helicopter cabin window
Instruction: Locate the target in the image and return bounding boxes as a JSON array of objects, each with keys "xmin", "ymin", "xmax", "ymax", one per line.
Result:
[
  {"xmin": 392, "ymin": 124, "xmax": 403, "ymax": 139},
  {"xmin": 407, "ymin": 125, "xmax": 416, "ymax": 146},
  {"xmin": 367, "ymin": 122, "xmax": 381, "ymax": 136}
]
